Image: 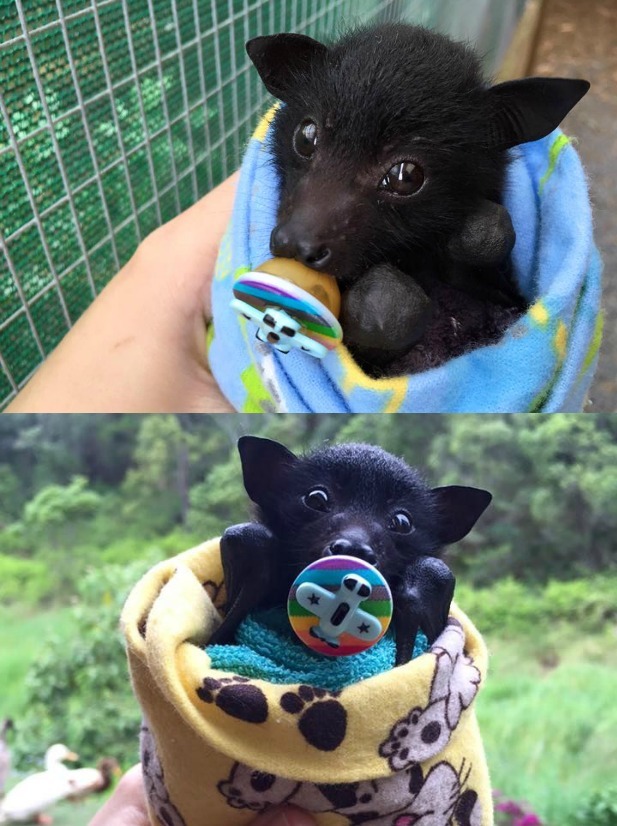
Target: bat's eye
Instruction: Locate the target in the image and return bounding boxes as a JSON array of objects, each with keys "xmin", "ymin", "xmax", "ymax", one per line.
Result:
[
  {"xmin": 303, "ymin": 487, "xmax": 329, "ymax": 511},
  {"xmin": 294, "ymin": 119, "xmax": 318, "ymax": 159},
  {"xmin": 379, "ymin": 162, "xmax": 424, "ymax": 196},
  {"xmin": 388, "ymin": 511, "xmax": 413, "ymax": 534}
]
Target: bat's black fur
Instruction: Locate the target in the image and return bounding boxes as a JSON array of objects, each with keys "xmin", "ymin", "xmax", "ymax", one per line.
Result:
[
  {"xmin": 246, "ymin": 24, "xmax": 589, "ymax": 375},
  {"xmin": 210, "ymin": 437, "xmax": 492, "ymax": 665},
  {"xmin": 267, "ymin": 26, "xmax": 506, "ymax": 277}
]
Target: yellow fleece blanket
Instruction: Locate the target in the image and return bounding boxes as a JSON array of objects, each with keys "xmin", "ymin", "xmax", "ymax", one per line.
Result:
[{"xmin": 121, "ymin": 540, "xmax": 493, "ymax": 826}]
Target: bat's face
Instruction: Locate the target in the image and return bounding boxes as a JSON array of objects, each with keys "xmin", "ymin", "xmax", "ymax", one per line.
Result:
[
  {"xmin": 266, "ymin": 25, "xmax": 498, "ymax": 285},
  {"xmin": 254, "ymin": 443, "xmax": 440, "ymax": 583},
  {"xmin": 247, "ymin": 25, "xmax": 589, "ymax": 286},
  {"xmin": 238, "ymin": 437, "xmax": 492, "ymax": 588}
]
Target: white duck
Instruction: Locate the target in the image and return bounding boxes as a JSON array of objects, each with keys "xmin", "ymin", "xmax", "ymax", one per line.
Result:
[
  {"xmin": 0, "ymin": 743, "xmax": 78, "ymax": 824},
  {"xmin": 0, "ymin": 720, "xmax": 14, "ymax": 797},
  {"xmin": 66, "ymin": 757, "xmax": 120, "ymax": 801}
]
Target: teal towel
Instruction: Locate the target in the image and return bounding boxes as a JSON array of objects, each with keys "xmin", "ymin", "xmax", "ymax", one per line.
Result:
[
  {"xmin": 206, "ymin": 607, "xmax": 429, "ymax": 692},
  {"xmin": 209, "ymin": 109, "xmax": 603, "ymax": 413}
]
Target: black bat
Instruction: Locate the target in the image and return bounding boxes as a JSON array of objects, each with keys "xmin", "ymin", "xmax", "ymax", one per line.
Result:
[
  {"xmin": 245, "ymin": 24, "xmax": 589, "ymax": 375},
  {"xmin": 209, "ymin": 436, "xmax": 492, "ymax": 665}
]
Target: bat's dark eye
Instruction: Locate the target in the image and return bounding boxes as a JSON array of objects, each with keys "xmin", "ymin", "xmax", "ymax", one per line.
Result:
[
  {"xmin": 388, "ymin": 511, "xmax": 413, "ymax": 534},
  {"xmin": 380, "ymin": 162, "xmax": 424, "ymax": 196},
  {"xmin": 294, "ymin": 119, "xmax": 318, "ymax": 159},
  {"xmin": 303, "ymin": 487, "xmax": 329, "ymax": 511}
]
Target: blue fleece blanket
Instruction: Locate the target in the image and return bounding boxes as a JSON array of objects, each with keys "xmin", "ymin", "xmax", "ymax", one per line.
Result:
[
  {"xmin": 206, "ymin": 607, "xmax": 429, "ymax": 692},
  {"xmin": 208, "ymin": 108, "xmax": 603, "ymax": 412}
]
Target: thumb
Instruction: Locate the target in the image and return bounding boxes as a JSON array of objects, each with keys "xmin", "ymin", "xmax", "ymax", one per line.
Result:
[{"xmin": 250, "ymin": 805, "xmax": 318, "ymax": 826}]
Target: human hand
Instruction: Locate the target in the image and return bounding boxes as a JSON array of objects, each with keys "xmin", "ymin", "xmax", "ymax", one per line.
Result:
[
  {"xmin": 88, "ymin": 764, "xmax": 317, "ymax": 826},
  {"xmin": 7, "ymin": 174, "xmax": 239, "ymax": 413}
]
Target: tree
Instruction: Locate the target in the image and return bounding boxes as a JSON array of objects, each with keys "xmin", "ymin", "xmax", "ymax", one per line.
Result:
[
  {"xmin": 336, "ymin": 414, "xmax": 447, "ymax": 469},
  {"xmin": 23, "ymin": 476, "xmax": 101, "ymax": 550},
  {"xmin": 428, "ymin": 415, "xmax": 617, "ymax": 584},
  {"xmin": 0, "ymin": 464, "xmax": 21, "ymax": 526},
  {"xmin": 121, "ymin": 416, "xmax": 190, "ymax": 533},
  {"xmin": 187, "ymin": 454, "xmax": 251, "ymax": 537}
]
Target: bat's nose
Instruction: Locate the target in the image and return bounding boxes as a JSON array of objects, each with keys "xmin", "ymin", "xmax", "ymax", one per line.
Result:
[
  {"xmin": 271, "ymin": 225, "xmax": 333, "ymax": 271},
  {"xmin": 296, "ymin": 240, "xmax": 332, "ymax": 270},
  {"xmin": 327, "ymin": 537, "xmax": 378, "ymax": 566}
]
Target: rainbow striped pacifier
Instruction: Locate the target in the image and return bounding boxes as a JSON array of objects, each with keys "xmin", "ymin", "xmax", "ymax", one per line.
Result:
[
  {"xmin": 231, "ymin": 258, "xmax": 343, "ymax": 359},
  {"xmin": 287, "ymin": 555, "xmax": 393, "ymax": 656}
]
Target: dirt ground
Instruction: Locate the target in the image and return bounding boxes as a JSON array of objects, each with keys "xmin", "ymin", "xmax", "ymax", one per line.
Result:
[{"xmin": 531, "ymin": 0, "xmax": 616, "ymax": 411}]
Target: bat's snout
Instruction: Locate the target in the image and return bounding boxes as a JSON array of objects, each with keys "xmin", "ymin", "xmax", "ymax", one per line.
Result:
[
  {"xmin": 271, "ymin": 173, "xmax": 370, "ymax": 281},
  {"xmin": 322, "ymin": 535, "xmax": 378, "ymax": 567},
  {"xmin": 271, "ymin": 225, "xmax": 333, "ymax": 271}
]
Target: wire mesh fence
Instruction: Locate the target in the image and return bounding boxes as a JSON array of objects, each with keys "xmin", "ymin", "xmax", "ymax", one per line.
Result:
[{"xmin": 0, "ymin": 0, "xmax": 526, "ymax": 408}]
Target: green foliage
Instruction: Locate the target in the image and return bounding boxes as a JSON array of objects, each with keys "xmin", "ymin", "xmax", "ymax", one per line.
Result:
[
  {"xmin": 430, "ymin": 415, "xmax": 617, "ymax": 584},
  {"xmin": 0, "ymin": 554, "xmax": 50, "ymax": 604},
  {"xmin": 23, "ymin": 475, "xmax": 101, "ymax": 549},
  {"xmin": 456, "ymin": 576, "xmax": 617, "ymax": 635},
  {"xmin": 0, "ymin": 464, "xmax": 21, "ymax": 525},
  {"xmin": 187, "ymin": 454, "xmax": 251, "ymax": 537},
  {"xmin": 125, "ymin": 416, "xmax": 185, "ymax": 491},
  {"xmin": 121, "ymin": 416, "xmax": 189, "ymax": 534},
  {"xmin": 0, "ymin": 521, "xmax": 31, "ymax": 557},
  {"xmin": 258, "ymin": 414, "xmax": 354, "ymax": 453},
  {"xmin": 0, "ymin": 415, "xmax": 141, "ymax": 507},
  {"xmin": 13, "ymin": 475, "xmax": 103, "ymax": 597},
  {"xmin": 572, "ymin": 789, "xmax": 617, "ymax": 826},
  {"xmin": 0, "ymin": 413, "xmax": 616, "ymax": 604},
  {"xmin": 96, "ymin": 530, "xmax": 203, "ymax": 566},
  {"xmin": 336, "ymin": 414, "xmax": 447, "ymax": 468},
  {"xmin": 11, "ymin": 558, "xmax": 156, "ymax": 772}
]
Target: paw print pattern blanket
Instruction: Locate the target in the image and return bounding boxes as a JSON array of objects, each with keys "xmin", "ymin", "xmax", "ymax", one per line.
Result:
[
  {"xmin": 208, "ymin": 109, "xmax": 602, "ymax": 413},
  {"xmin": 122, "ymin": 540, "xmax": 493, "ymax": 826}
]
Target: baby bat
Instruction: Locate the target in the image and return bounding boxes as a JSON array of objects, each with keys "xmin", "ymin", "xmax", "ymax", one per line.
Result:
[
  {"xmin": 209, "ymin": 436, "xmax": 492, "ymax": 665},
  {"xmin": 245, "ymin": 24, "xmax": 589, "ymax": 375}
]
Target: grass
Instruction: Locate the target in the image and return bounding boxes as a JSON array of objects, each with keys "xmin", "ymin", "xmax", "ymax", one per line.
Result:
[
  {"xmin": 0, "ymin": 604, "xmax": 76, "ymax": 719},
  {"xmin": 479, "ymin": 622, "xmax": 617, "ymax": 826},
  {"xmin": 26, "ymin": 797, "xmax": 103, "ymax": 825}
]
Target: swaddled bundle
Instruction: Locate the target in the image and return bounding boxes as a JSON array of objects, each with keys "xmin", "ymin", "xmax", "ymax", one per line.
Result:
[
  {"xmin": 208, "ymin": 109, "xmax": 602, "ymax": 413},
  {"xmin": 122, "ymin": 540, "xmax": 493, "ymax": 826}
]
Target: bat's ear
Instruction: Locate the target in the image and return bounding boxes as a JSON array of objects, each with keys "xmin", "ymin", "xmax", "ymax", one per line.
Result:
[
  {"xmin": 431, "ymin": 486, "xmax": 492, "ymax": 546},
  {"xmin": 238, "ymin": 436, "xmax": 299, "ymax": 505},
  {"xmin": 483, "ymin": 77, "xmax": 589, "ymax": 150},
  {"xmin": 246, "ymin": 33, "xmax": 328, "ymax": 101}
]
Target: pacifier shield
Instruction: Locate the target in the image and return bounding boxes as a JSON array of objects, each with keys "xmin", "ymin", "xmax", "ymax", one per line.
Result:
[
  {"xmin": 232, "ymin": 271, "xmax": 343, "ymax": 356},
  {"xmin": 287, "ymin": 555, "xmax": 393, "ymax": 657}
]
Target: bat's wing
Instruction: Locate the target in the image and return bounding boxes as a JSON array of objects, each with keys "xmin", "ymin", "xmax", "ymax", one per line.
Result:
[
  {"xmin": 209, "ymin": 523, "xmax": 279, "ymax": 645},
  {"xmin": 296, "ymin": 583, "xmax": 335, "ymax": 616},
  {"xmin": 394, "ymin": 556, "xmax": 455, "ymax": 666}
]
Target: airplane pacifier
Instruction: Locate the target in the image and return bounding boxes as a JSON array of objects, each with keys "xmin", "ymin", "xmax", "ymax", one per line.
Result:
[
  {"xmin": 287, "ymin": 555, "xmax": 393, "ymax": 656},
  {"xmin": 231, "ymin": 258, "xmax": 343, "ymax": 359}
]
